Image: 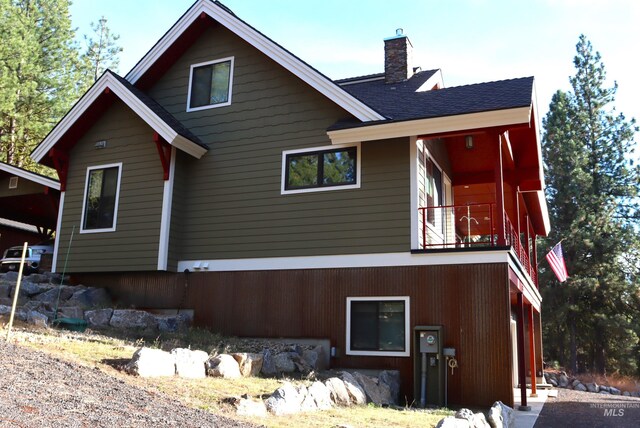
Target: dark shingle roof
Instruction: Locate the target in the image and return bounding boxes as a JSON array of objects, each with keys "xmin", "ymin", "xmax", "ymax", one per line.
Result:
[
  {"xmin": 108, "ymin": 71, "xmax": 207, "ymax": 149},
  {"xmin": 333, "ymin": 71, "xmax": 534, "ymax": 129}
]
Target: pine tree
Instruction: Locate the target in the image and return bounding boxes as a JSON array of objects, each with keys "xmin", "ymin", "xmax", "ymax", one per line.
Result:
[
  {"xmin": 81, "ymin": 16, "xmax": 122, "ymax": 86},
  {"xmin": 0, "ymin": 0, "xmax": 84, "ymax": 171},
  {"xmin": 541, "ymin": 35, "xmax": 640, "ymax": 375}
]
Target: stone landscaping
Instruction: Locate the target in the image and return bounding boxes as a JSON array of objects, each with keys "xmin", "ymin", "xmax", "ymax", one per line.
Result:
[
  {"xmin": 544, "ymin": 370, "xmax": 640, "ymax": 397},
  {"xmin": 435, "ymin": 401, "xmax": 514, "ymax": 428}
]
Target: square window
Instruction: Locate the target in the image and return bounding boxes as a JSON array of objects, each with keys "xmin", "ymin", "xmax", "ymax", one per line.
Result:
[
  {"xmin": 81, "ymin": 163, "xmax": 122, "ymax": 233},
  {"xmin": 282, "ymin": 144, "xmax": 359, "ymax": 194},
  {"xmin": 346, "ymin": 296, "xmax": 410, "ymax": 357},
  {"xmin": 187, "ymin": 57, "xmax": 234, "ymax": 111}
]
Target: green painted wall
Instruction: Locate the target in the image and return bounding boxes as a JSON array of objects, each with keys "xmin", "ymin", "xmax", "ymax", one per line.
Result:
[
  {"xmin": 56, "ymin": 101, "xmax": 164, "ymax": 272},
  {"xmin": 0, "ymin": 176, "xmax": 44, "ymax": 197},
  {"xmin": 148, "ymin": 25, "xmax": 411, "ymax": 261}
]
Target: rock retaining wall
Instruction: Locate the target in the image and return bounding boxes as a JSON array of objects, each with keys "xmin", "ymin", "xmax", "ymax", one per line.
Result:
[{"xmin": 544, "ymin": 371, "xmax": 640, "ymax": 397}]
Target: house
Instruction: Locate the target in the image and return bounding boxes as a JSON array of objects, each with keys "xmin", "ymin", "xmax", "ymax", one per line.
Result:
[
  {"xmin": 31, "ymin": 0, "xmax": 549, "ymax": 408},
  {"xmin": 0, "ymin": 161, "xmax": 60, "ymax": 255}
]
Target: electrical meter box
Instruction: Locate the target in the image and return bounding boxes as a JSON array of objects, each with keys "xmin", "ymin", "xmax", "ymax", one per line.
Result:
[{"xmin": 414, "ymin": 326, "xmax": 445, "ymax": 407}]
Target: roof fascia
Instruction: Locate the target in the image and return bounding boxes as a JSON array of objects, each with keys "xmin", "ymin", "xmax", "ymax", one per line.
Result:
[
  {"xmin": 125, "ymin": 0, "xmax": 384, "ymax": 122},
  {"xmin": 0, "ymin": 162, "xmax": 60, "ymax": 190},
  {"xmin": 327, "ymin": 106, "xmax": 532, "ymax": 144},
  {"xmin": 31, "ymin": 73, "xmax": 207, "ymax": 163}
]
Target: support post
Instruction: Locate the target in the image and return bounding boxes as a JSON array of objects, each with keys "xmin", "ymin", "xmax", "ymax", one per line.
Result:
[
  {"xmin": 516, "ymin": 292, "xmax": 530, "ymax": 410},
  {"xmin": 494, "ymin": 134, "xmax": 506, "ymax": 245},
  {"xmin": 528, "ymin": 305, "xmax": 537, "ymax": 397}
]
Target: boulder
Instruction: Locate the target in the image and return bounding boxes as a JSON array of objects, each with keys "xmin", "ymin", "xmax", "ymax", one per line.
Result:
[
  {"xmin": 571, "ymin": 379, "xmax": 581, "ymax": 389},
  {"xmin": 126, "ymin": 347, "xmax": 175, "ymax": 377},
  {"xmin": 352, "ymin": 371, "xmax": 392, "ymax": 405},
  {"xmin": 265, "ymin": 382, "xmax": 304, "ymax": 415},
  {"xmin": 436, "ymin": 416, "xmax": 472, "ymax": 428},
  {"xmin": 623, "ymin": 391, "xmax": 631, "ymax": 397},
  {"xmin": 574, "ymin": 383, "xmax": 587, "ymax": 392},
  {"xmin": 27, "ymin": 273, "xmax": 49, "ymax": 284},
  {"xmin": 324, "ymin": 377, "xmax": 351, "ymax": 406},
  {"xmin": 548, "ymin": 378, "xmax": 558, "ymax": 387},
  {"xmin": 232, "ymin": 352, "xmax": 264, "ymax": 377},
  {"xmin": 27, "ymin": 310, "xmax": 48, "ymax": 328},
  {"xmin": 307, "ymin": 381, "xmax": 333, "ymax": 410},
  {"xmin": 487, "ymin": 401, "xmax": 514, "ymax": 428},
  {"xmin": 0, "ymin": 284, "xmax": 10, "ymax": 298},
  {"xmin": 206, "ymin": 354, "xmax": 241, "ymax": 378},
  {"xmin": 558, "ymin": 374, "xmax": 570, "ymax": 388},
  {"xmin": 338, "ymin": 371, "xmax": 366, "ymax": 405},
  {"xmin": 110, "ymin": 309, "xmax": 158, "ymax": 331},
  {"xmin": 2, "ymin": 272, "xmax": 19, "ymax": 282},
  {"xmin": 379, "ymin": 370, "xmax": 400, "ymax": 404},
  {"xmin": 57, "ymin": 306, "xmax": 84, "ymax": 320},
  {"xmin": 472, "ymin": 413, "xmax": 491, "ymax": 428},
  {"xmin": 599, "ymin": 390, "xmax": 611, "ymax": 394},
  {"xmin": 18, "ymin": 281, "xmax": 45, "ymax": 298},
  {"xmin": 609, "ymin": 386, "xmax": 621, "ymax": 395},
  {"xmin": 600, "ymin": 386, "xmax": 610, "ymax": 393},
  {"xmin": 273, "ymin": 352, "xmax": 296, "ymax": 373},
  {"xmin": 261, "ymin": 349, "xmax": 277, "ymax": 376},
  {"xmin": 235, "ymin": 397, "xmax": 268, "ymax": 417},
  {"xmin": 172, "ymin": 348, "xmax": 208, "ymax": 379},
  {"xmin": 156, "ymin": 313, "xmax": 190, "ymax": 332},
  {"xmin": 85, "ymin": 308, "xmax": 114, "ymax": 328},
  {"xmin": 586, "ymin": 382, "xmax": 599, "ymax": 393},
  {"xmin": 301, "ymin": 348, "xmax": 319, "ymax": 370},
  {"xmin": 298, "ymin": 385, "xmax": 318, "ymax": 412},
  {"xmin": 0, "ymin": 304, "xmax": 12, "ymax": 316},
  {"xmin": 34, "ymin": 286, "xmax": 75, "ymax": 304},
  {"xmin": 67, "ymin": 287, "xmax": 111, "ymax": 309},
  {"xmin": 455, "ymin": 408, "xmax": 475, "ymax": 421}
]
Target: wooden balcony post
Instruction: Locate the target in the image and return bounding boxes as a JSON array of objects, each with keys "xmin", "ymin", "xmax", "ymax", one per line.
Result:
[
  {"xmin": 494, "ymin": 134, "xmax": 506, "ymax": 245},
  {"xmin": 528, "ymin": 304, "xmax": 537, "ymax": 397},
  {"xmin": 516, "ymin": 292, "xmax": 530, "ymax": 410}
]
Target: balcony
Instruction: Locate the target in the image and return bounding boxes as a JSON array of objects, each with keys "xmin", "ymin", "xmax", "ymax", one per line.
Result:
[{"xmin": 418, "ymin": 203, "xmax": 537, "ymax": 286}]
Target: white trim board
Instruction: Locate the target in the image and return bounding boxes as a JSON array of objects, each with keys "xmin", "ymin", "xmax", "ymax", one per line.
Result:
[
  {"xmin": 157, "ymin": 147, "xmax": 176, "ymax": 271},
  {"xmin": 124, "ymin": 0, "xmax": 383, "ymax": 122},
  {"xmin": 51, "ymin": 191, "xmax": 65, "ymax": 273},
  {"xmin": 178, "ymin": 250, "xmax": 511, "ymax": 273},
  {"xmin": 0, "ymin": 162, "xmax": 60, "ymax": 190},
  {"xmin": 31, "ymin": 72, "xmax": 207, "ymax": 163}
]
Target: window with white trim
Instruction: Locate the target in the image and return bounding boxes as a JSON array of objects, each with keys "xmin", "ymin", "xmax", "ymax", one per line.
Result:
[
  {"xmin": 346, "ymin": 296, "xmax": 410, "ymax": 357},
  {"xmin": 281, "ymin": 143, "xmax": 360, "ymax": 194},
  {"xmin": 187, "ymin": 57, "xmax": 234, "ymax": 111},
  {"xmin": 81, "ymin": 163, "xmax": 122, "ymax": 233}
]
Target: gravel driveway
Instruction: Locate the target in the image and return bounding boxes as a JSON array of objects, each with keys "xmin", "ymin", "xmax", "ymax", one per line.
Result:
[
  {"xmin": 534, "ymin": 388, "xmax": 640, "ymax": 428},
  {"xmin": 0, "ymin": 340, "xmax": 259, "ymax": 428}
]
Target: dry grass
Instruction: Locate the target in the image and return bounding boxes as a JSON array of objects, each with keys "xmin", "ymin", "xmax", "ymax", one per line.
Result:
[{"xmin": 2, "ymin": 322, "xmax": 451, "ymax": 428}]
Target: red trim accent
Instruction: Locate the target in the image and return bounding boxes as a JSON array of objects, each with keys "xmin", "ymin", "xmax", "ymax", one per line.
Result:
[
  {"xmin": 153, "ymin": 133, "xmax": 171, "ymax": 180},
  {"xmin": 49, "ymin": 149, "xmax": 69, "ymax": 191},
  {"xmin": 528, "ymin": 305, "xmax": 537, "ymax": 396},
  {"xmin": 104, "ymin": 87, "xmax": 111, "ymax": 94}
]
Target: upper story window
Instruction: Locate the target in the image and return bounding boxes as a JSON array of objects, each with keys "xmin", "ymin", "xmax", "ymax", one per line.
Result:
[
  {"xmin": 80, "ymin": 163, "xmax": 122, "ymax": 233},
  {"xmin": 187, "ymin": 57, "xmax": 234, "ymax": 112},
  {"xmin": 281, "ymin": 143, "xmax": 361, "ymax": 194}
]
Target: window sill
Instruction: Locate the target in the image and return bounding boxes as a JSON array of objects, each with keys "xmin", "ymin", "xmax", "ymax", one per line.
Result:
[{"xmin": 346, "ymin": 349, "xmax": 410, "ymax": 357}]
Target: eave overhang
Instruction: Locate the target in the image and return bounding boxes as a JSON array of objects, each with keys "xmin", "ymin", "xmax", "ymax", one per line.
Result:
[
  {"xmin": 125, "ymin": 0, "xmax": 384, "ymax": 122},
  {"xmin": 31, "ymin": 72, "xmax": 207, "ymax": 164},
  {"xmin": 0, "ymin": 161, "xmax": 60, "ymax": 191}
]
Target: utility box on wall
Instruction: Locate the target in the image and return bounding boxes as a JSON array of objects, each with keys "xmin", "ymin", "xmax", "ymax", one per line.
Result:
[{"xmin": 414, "ymin": 326, "xmax": 445, "ymax": 407}]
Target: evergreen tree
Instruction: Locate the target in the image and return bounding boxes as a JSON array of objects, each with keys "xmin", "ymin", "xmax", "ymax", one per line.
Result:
[
  {"xmin": 541, "ymin": 35, "xmax": 640, "ymax": 375},
  {"xmin": 82, "ymin": 16, "xmax": 122, "ymax": 86}
]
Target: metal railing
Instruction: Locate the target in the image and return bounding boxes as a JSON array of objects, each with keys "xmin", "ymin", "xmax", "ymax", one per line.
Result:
[{"xmin": 418, "ymin": 203, "xmax": 537, "ymax": 285}]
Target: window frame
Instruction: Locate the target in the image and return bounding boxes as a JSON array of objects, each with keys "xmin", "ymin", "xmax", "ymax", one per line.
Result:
[
  {"xmin": 346, "ymin": 296, "xmax": 410, "ymax": 357},
  {"xmin": 281, "ymin": 143, "xmax": 361, "ymax": 195},
  {"xmin": 79, "ymin": 162, "xmax": 123, "ymax": 234},
  {"xmin": 186, "ymin": 56, "xmax": 235, "ymax": 112}
]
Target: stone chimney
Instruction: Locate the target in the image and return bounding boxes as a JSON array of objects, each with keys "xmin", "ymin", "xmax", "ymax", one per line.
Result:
[{"xmin": 384, "ymin": 28, "xmax": 413, "ymax": 84}]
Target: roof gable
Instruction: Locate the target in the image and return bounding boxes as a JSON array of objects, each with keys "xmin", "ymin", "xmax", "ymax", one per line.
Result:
[
  {"xmin": 31, "ymin": 70, "xmax": 207, "ymax": 164},
  {"xmin": 0, "ymin": 161, "xmax": 60, "ymax": 190},
  {"xmin": 125, "ymin": 0, "xmax": 384, "ymax": 122}
]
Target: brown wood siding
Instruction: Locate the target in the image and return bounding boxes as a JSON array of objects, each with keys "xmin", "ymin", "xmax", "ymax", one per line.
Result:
[
  {"xmin": 77, "ymin": 262, "xmax": 513, "ymax": 407},
  {"xmin": 0, "ymin": 177, "xmax": 44, "ymax": 197},
  {"xmin": 58, "ymin": 101, "xmax": 164, "ymax": 272},
  {"xmin": 148, "ymin": 25, "xmax": 410, "ymax": 261}
]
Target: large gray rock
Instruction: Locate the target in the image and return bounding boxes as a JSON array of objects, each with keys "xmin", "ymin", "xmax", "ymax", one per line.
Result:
[
  {"xmin": 574, "ymin": 382, "xmax": 587, "ymax": 392},
  {"xmin": 34, "ymin": 286, "xmax": 75, "ymax": 304},
  {"xmin": 126, "ymin": 347, "xmax": 175, "ymax": 377},
  {"xmin": 472, "ymin": 413, "xmax": 491, "ymax": 428},
  {"xmin": 261, "ymin": 349, "xmax": 277, "ymax": 376},
  {"xmin": 379, "ymin": 370, "xmax": 400, "ymax": 404},
  {"xmin": 487, "ymin": 401, "xmax": 515, "ymax": 428},
  {"xmin": 156, "ymin": 313, "xmax": 190, "ymax": 332},
  {"xmin": 455, "ymin": 408, "xmax": 475, "ymax": 421},
  {"xmin": 324, "ymin": 377, "xmax": 351, "ymax": 406},
  {"xmin": 2, "ymin": 272, "xmax": 19, "ymax": 282},
  {"xmin": 298, "ymin": 385, "xmax": 317, "ymax": 412},
  {"xmin": 27, "ymin": 273, "xmax": 49, "ymax": 284},
  {"xmin": 558, "ymin": 374, "xmax": 570, "ymax": 388},
  {"xmin": 436, "ymin": 416, "xmax": 472, "ymax": 428},
  {"xmin": 610, "ymin": 386, "xmax": 621, "ymax": 395},
  {"xmin": 307, "ymin": 381, "xmax": 333, "ymax": 410},
  {"xmin": 586, "ymin": 382, "xmax": 599, "ymax": 393},
  {"xmin": 27, "ymin": 310, "xmax": 48, "ymax": 327},
  {"xmin": 339, "ymin": 371, "xmax": 367, "ymax": 405},
  {"xmin": 353, "ymin": 371, "xmax": 392, "ymax": 405},
  {"xmin": 235, "ymin": 397, "xmax": 267, "ymax": 417},
  {"xmin": 67, "ymin": 287, "xmax": 111, "ymax": 309},
  {"xmin": 85, "ymin": 308, "xmax": 113, "ymax": 328},
  {"xmin": 206, "ymin": 354, "xmax": 241, "ymax": 378},
  {"xmin": 0, "ymin": 284, "xmax": 10, "ymax": 298},
  {"xmin": 232, "ymin": 352, "xmax": 263, "ymax": 377},
  {"xmin": 18, "ymin": 281, "xmax": 45, "ymax": 298},
  {"xmin": 57, "ymin": 306, "xmax": 84, "ymax": 320},
  {"xmin": 274, "ymin": 352, "xmax": 296, "ymax": 373},
  {"xmin": 172, "ymin": 348, "xmax": 208, "ymax": 379},
  {"xmin": 110, "ymin": 309, "xmax": 158, "ymax": 331},
  {"xmin": 265, "ymin": 382, "xmax": 304, "ymax": 415}
]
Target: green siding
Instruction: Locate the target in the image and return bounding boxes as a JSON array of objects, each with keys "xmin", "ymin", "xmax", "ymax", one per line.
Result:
[
  {"xmin": 57, "ymin": 101, "xmax": 164, "ymax": 272},
  {"xmin": 0, "ymin": 177, "xmax": 45, "ymax": 197},
  {"xmin": 146, "ymin": 25, "xmax": 410, "ymax": 261}
]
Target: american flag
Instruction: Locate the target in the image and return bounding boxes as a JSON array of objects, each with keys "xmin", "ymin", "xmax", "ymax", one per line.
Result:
[{"xmin": 546, "ymin": 242, "xmax": 568, "ymax": 282}]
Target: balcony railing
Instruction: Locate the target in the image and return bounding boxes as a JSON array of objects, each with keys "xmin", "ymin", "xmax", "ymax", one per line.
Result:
[{"xmin": 418, "ymin": 203, "xmax": 537, "ymax": 285}]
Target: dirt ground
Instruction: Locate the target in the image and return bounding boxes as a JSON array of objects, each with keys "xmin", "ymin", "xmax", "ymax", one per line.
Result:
[
  {"xmin": 0, "ymin": 339, "xmax": 259, "ymax": 428},
  {"xmin": 534, "ymin": 388, "xmax": 640, "ymax": 428}
]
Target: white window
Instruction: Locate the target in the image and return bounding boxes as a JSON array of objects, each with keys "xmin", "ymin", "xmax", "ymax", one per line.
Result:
[
  {"xmin": 186, "ymin": 57, "xmax": 234, "ymax": 112},
  {"xmin": 80, "ymin": 163, "xmax": 122, "ymax": 233},
  {"xmin": 346, "ymin": 296, "xmax": 410, "ymax": 357},
  {"xmin": 281, "ymin": 143, "xmax": 361, "ymax": 194}
]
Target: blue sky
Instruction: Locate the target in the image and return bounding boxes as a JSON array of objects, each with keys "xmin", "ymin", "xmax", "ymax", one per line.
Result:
[{"xmin": 70, "ymin": 0, "xmax": 639, "ymax": 127}]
